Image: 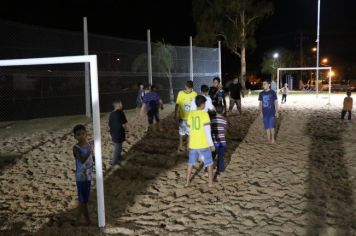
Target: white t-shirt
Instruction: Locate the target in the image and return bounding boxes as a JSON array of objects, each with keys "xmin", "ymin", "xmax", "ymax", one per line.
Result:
[{"xmin": 190, "ymin": 95, "xmax": 214, "ymax": 112}]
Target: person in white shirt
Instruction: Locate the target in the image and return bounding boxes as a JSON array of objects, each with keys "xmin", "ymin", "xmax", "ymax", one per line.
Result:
[{"xmin": 190, "ymin": 84, "xmax": 215, "ymax": 112}]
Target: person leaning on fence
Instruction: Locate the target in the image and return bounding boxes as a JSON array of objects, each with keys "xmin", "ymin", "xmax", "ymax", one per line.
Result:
[
  {"xmin": 108, "ymin": 97, "xmax": 128, "ymax": 165},
  {"xmin": 341, "ymin": 91, "xmax": 353, "ymax": 120},
  {"xmin": 72, "ymin": 124, "xmax": 94, "ymax": 226},
  {"xmin": 175, "ymin": 80, "xmax": 197, "ymax": 153}
]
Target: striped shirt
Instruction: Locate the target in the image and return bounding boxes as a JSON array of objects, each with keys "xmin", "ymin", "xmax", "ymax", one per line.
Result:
[{"xmin": 211, "ymin": 114, "xmax": 227, "ymax": 145}]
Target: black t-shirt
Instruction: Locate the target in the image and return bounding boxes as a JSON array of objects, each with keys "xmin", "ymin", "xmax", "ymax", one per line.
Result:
[
  {"xmin": 229, "ymin": 83, "xmax": 242, "ymax": 99},
  {"xmin": 108, "ymin": 110, "xmax": 128, "ymax": 143}
]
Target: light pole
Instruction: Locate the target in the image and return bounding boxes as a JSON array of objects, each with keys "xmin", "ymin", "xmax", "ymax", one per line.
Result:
[
  {"xmin": 273, "ymin": 52, "xmax": 279, "ymax": 90},
  {"xmin": 316, "ymin": 0, "xmax": 321, "ymax": 97}
]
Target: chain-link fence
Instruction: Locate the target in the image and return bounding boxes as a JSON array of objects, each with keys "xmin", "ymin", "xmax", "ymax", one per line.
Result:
[{"xmin": 0, "ymin": 19, "xmax": 220, "ymax": 121}]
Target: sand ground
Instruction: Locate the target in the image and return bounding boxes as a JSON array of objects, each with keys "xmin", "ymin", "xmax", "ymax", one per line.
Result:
[{"xmin": 1, "ymin": 93, "xmax": 356, "ymax": 236}]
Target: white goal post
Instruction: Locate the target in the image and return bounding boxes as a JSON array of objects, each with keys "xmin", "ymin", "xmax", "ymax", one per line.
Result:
[
  {"xmin": 277, "ymin": 67, "xmax": 332, "ymax": 104},
  {"xmin": 0, "ymin": 55, "xmax": 105, "ymax": 228}
]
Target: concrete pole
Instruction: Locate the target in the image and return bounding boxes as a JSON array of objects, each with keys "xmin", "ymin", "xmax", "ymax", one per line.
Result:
[
  {"xmin": 147, "ymin": 29, "xmax": 153, "ymax": 86},
  {"xmin": 189, "ymin": 36, "xmax": 193, "ymax": 81},
  {"xmin": 218, "ymin": 41, "xmax": 222, "ymax": 81},
  {"xmin": 83, "ymin": 17, "xmax": 91, "ymax": 117},
  {"xmin": 316, "ymin": 0, "xmax": 321, "ymax": 98}
]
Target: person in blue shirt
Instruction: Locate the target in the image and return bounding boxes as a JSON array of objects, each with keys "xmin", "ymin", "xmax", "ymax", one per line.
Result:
[
  {"xmin": 259, "ymin": 80, "xmax": 279, "ymax": 144},
  {"xmin": 72, "ymin": 124, "xmax": 94, "ymax": 225},
  {"xmin": 141, "ymin": 84, "xmax": 164, "ymax": 131}
]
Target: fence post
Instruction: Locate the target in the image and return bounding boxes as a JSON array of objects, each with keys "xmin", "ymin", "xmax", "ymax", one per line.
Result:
[
  {"xmin": 83, "ymin": 17, "xmax": 91, "ymax": 118},
  {"xmin": 147, "ymin": 29, "xmax": 153, "ymax": 86},
  {"xmin": 218, "ymin": 41, "xmax": 222, "ymax": 82},
  {"xmin": 189, "ymin": 36, "xmax": 193, "ymax": 81}
]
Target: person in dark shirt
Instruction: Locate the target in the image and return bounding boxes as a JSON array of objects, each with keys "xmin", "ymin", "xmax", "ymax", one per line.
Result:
[
  {"xmin": 141, "ymin": 84, "xmax": 164, "ymax": 131},
  {"xmin": 258, "ymin": 80, "xmax": 279, "ymax": 144},
  {"xmin": 209, "ymin": 77, "xmax": 227, "ymax": 115},
  {"xmin": 108, "ymin": 97, "xmax": 128, "ymax": 165},
  {"xmin": 228, "ymin": 77, "xmax": 244, "ymax": 114}
]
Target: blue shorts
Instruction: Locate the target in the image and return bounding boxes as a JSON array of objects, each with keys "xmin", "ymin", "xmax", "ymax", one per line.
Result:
[
  {"xmin": 188, "ymin": 148, "xmax": 213, "ymax": 167},
  {"xmin": 76, "ymin": 181, "xmax": 91, "ymax": 204},
  {"xmin": 263, "ymin": 116, "xmax": 275, "ymax": 129}
]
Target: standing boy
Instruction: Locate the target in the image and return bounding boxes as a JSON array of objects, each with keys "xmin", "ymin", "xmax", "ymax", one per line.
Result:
[
  {"xmin": 141, "ymin": 85, "xmax": 163, "ymax": 130},
  {"xmin": 341, "ymin": 91, "xmax": 353, "ymax": 120},
  {"xmin": 211, "ymin": 104, "xmax": 227, "ymax": 178},
  {"xmin": 109, "ymin": 97, "xmax": 128, "ymax": 165},
  {"xmin": 186, "ymin": 95, "xmax": 215, "ymax": 187},
  {"xmin": 209, "ymin": 77, "xmax": 227, "ymax": 111},
  {"xmin": 175, "ymin": 80, "xmax": 197, "ymax": 152},
  {"xmin": 281, "ymin": 83, "xmax": 289, "ymax": 104},
  {"xmin": 259, "ymin": 80, "xmax": 279, "ymax": 144},
  {"xmin": 228, "ymin": 77, "xmax": 244, "ymax": 114},
  {"xmin": 190, "ymin": 84, "xmax": 215, "ymax": 113},
  {"xmin": 72, "ymin": 124, "xmax": 94, "ymax": 225},
  {"xmin": 136, "ymin": 83, "xmax": 145, "ymax": 113}
]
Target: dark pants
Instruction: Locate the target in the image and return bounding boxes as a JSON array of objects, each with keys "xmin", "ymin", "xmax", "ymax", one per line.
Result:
[
  {"xmin": 341, "ymin": 110, "xmax": 351, "ymax": 120},
  {"xmin": 282, "ymin": 94, "xmax": 287, "ymax": 103},
  {"xmin": 212, "ymin": 145, "xmax": 226, "ymax": 174},
  {"xmin": 112, "ymin": 142, "xmax": 122, "ymax": 165}
]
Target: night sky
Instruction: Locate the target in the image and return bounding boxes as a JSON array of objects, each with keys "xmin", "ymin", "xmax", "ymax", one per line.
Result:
[{"xmin": 1, "ymin": 0, "xmax": 356, "ymax": 77}]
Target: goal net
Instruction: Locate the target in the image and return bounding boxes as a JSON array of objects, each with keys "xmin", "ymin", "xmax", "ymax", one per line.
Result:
[
  {"xmin": 277, "ymin": 67, "xmax": 332, "ymax": 103},
  {"xmin": 0, "ymin": 55, "xmax": 105, "ymax": 229}
]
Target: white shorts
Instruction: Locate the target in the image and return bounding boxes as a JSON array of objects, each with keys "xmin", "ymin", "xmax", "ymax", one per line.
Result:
[{"xmin": 179, "ymin": 120, "xmax": 190, "ymax": 136}]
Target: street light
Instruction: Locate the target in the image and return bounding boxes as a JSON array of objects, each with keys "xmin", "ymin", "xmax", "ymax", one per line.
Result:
[
  {"xmin": 273, "ymin": 53, "xmax": 279, "ymax": 59},
  {"xmin": 312, "ymin": 47, "xmax": 317, "ymax": 52},
  {"xmin": 322, "ymin": 58, "xmax": 328, "ymax": 64}
]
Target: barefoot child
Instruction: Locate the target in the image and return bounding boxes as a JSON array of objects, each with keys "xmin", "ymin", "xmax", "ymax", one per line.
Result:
[
  {"xmin": 341, "ymin": 91, "xmax": 353, "ymax": 120},
  {"xmin": 211, "ymin": 104, "xmax": 227, "ymax": 177},
  {"xmin": 141, "ymin": 85, "xmax": 163, "ymax": 131},
  {"xmin": 175, "ymin": 81, "xmax": 197, "ymax": 152},
  {"xmin": 259, "ymin": 80, "xmax": 279, "ymax": 144},
  {"xmin": 72, "ymin": 124, "xmax": 94, "ymax": 225},
  {"xmin": 109, "ymin": 97, "xmax": 128, "ymax": 165},
  {"xmin": 186, "ymin": 95, "xmax": 215, "ymax": 187}
]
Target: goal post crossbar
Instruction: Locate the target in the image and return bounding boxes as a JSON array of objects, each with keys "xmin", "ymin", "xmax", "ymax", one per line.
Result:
[
  {"xmin": 0, "ymin": 55, "xmax": 105, "ymax": 228},
  {"xmin": 277, "ymin": 67, "xmax": 332, "ymax": 104}
]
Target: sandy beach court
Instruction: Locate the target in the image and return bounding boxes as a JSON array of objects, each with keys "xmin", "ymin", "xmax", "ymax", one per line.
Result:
[{"xmin": 1, "ymin": 93, "xmax": 356, "ymax": 235}]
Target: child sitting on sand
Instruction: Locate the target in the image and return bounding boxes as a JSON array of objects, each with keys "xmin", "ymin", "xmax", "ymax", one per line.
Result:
[
  {"xmin": 186, "ymin": 95, "xmax": 215, "ymax": 187},
  {"xmin": 109, "ymin": 97, "xmax": 128, "ymax": 165},
  {"xmin": 259, "ymin": 80, "xmax": 279, "ymax": 144},
  {"xmin": 211, "ymin": 104, "xmax": 227, "ymax": 178},
  {"xmin": 341, "ymin": 91, "xmax": 353, "ymax": 120},
  {"xmin": 72, "ymin": 124, "xmax": 94, "ymax": 225}
]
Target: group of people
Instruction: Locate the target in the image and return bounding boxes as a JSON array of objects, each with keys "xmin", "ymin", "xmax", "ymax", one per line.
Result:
[{"xmin": 70, "ymin": 76, "xmax": 353, "ymax": 225}]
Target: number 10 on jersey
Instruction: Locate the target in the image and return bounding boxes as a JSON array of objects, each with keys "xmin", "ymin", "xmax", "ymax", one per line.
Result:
[{"xmin": 191, "ymin": 116, "xmax": 201, "ymax": 130}]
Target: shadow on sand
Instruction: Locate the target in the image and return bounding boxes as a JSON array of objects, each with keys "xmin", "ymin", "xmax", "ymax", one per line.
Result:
[
  {"xmin": 306, "ymin": 115, "xmax": 356, "ymax": 235},
  {"xmin": 1, "ymin": 109, "xmax": 257, "ymax": 235}
]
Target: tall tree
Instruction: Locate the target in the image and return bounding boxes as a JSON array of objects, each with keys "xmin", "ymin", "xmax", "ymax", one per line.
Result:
[
  {"xmin": 132, "ymin": 41, "xmax": 177, "ymax": 103},
  {"xmin": 193, "ymin": 0, "xmax": 273, "ymax": 88}
]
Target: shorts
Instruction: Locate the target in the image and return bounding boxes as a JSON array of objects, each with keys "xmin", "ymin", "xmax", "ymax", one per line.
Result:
[
  {"xmin": 76, "ymin": 181, "xmax": 91, "ymax": 204},
  {"xmin": 179, "ymin": 120, "xmax": 189, "ymax": 136},
  {"xmin": 188, "ymin": 148, "xmax": 213, "ymax": 167},
  {"xmin": 263, "ymin": 116, "xmax": 275, "ymax": 129},
  {"xmin": 147, "ymin": 110, "xmax": 160, "ymax": 124}
]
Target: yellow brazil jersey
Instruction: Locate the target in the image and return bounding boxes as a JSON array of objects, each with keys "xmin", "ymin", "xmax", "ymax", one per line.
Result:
[
  {"xmin": 176, "ymin": 90, "xmax": 197, "ymax": 120},
  {"xmin": 187, "ymin": 110, "xmax": 211, "ymax": 149}
]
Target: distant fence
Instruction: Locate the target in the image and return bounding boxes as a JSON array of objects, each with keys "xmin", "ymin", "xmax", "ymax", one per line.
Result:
[{"xmin": 0, "ymin": 19, "xmax": 220, "ymax": 121}]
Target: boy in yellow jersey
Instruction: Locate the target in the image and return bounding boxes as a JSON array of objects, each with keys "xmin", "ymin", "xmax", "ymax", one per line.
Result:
[
  {"xmin": 186, "ymin": 95, "xmax": 215, "ymax": 187},
  {"xmin": 175, "ymin": 80, "xmax": 197, "ymax": 152}
]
